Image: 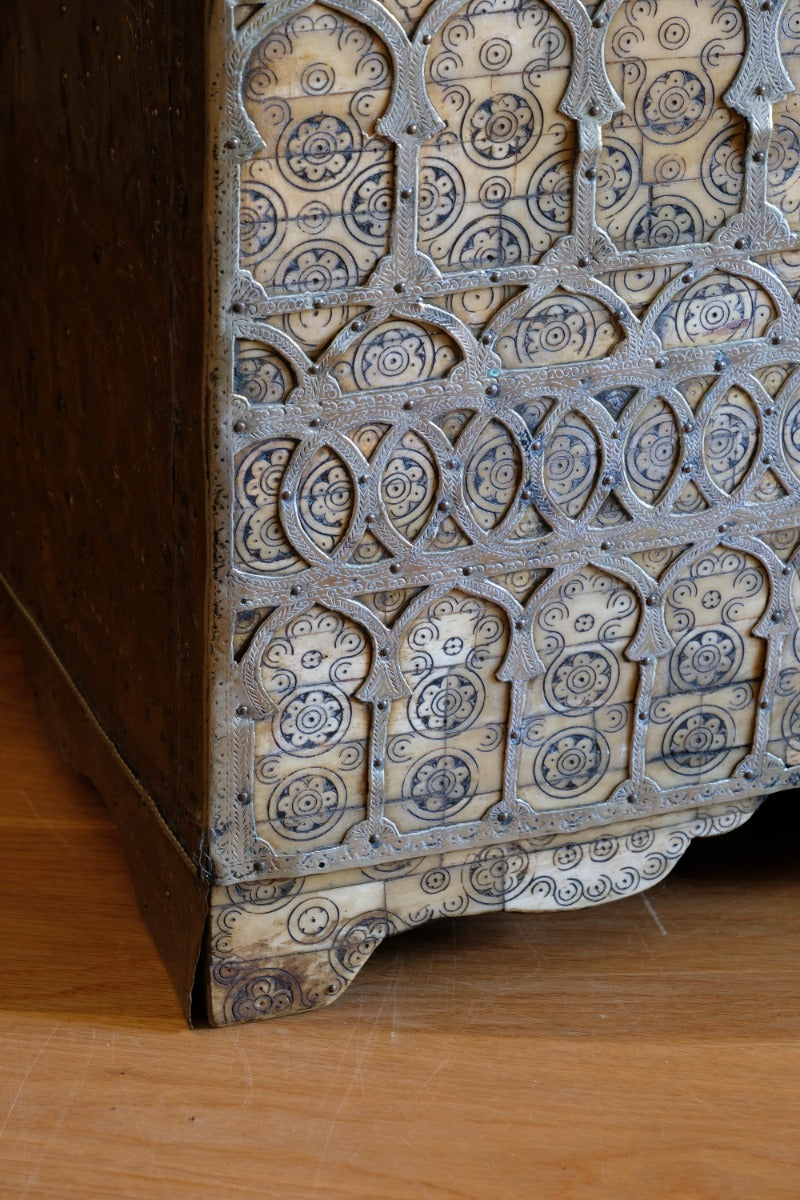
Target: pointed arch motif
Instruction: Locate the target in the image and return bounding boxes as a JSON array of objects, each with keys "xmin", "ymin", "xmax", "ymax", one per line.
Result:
[
  {"xmin": 420, "ymin": 0, "xmax": 575, "ymax": 270},
  {"xmin": 517, "ymin": 566, "xmax": 641, "ymax": 811},
  {"xmin": 250, "ymin": 605, "xmax": 373, "ymax": 852},
  {"xmin": 329, "ymin": 318, "xmax": 461, "ymax": 391},
  {"xmin": 239, "ymin": 3, "xmax": 395, "ymax": 293},
  {"xmin": 599, "ymin": 0, "xmax": 747, "ymax": 249},
  {"xmin": 770, "ymin": 0, "xmax": 800, "ymax": 227},
  {"xmin": 650, "ymin": 271, "xmax": 776, "ymax": 349},
  {"xmin": 384, "ymin": 590, "xmax": 511, "ymax": 831},
  {"xmin": 494, "ymin": 290, "xmax": 622, "ymax": 368},
  {"xmin": 645, "ymin": 546, "xmax": 770, "ymax": 786}
]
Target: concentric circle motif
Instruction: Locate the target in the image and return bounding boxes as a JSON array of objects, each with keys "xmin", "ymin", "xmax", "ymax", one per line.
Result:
[
  {"xmin": 296, "ymin": 449, "xmax": 353, "ymax": 555},
  {"xmin": 402, "ymin": 750, "xmax": 479, "ymax": 820},
  {"xmin": 343, "ymin": 163, "xmax": 393, "ymax": 247},
  {"xmin": 381, "ymin": 432, "xmax": 437, "ymax": 542},
  {"xmin": 479, "ymin": 175, "xmax": 512, "ymax": 209},
  {"xmin": 420, "ymin": 867, "xmax": 452, "ymax": 894},
  {"xmin": 234, "ymin": 347, "xmax": 292, "ymax": 405},
  {"xmin": 449, "ymin": 215, "xmax": 531, "ymax": 270},
  {"xmin": 782, "ymin": 393, "xmax": 800, "ymax": 478},
  {"xmin": 464, "ymin": 844, "xmax": 530, "ymax": 904},
  {"xmin": 297, "ymin": 199, "xmax": 332, "ymax": 236},
  {"xmin": 514, "ymin": 296, "xmax": 614, "ymax": 366},
  {"xmin": 542, "ymin": 413, "xmax": 599, "ymax": 518},
  {"xmin": 300, "ymin": 62, "xmax": 335, "ymax": 95},
  {"xmin": 669, "ymin": 626, "xmax": 744, "ymax": 691},
  {"xmin": 544, "ymin": 647, "xmax": 619, "ymax": 714},
  {"xmin": 235, "ymin": 439, "xmax": 302, "ymax": 573},
  {"xmin": 278, "ymin": 113, "xmax": 361, "ymax": 189},
  {"xmin": 333, "ymin": 914, "xmax": 395, "ymax": 974},
  {"xmin": 704, "ymin": 126, "xmax": 746, "ymax": 204},
  {"xmin": 287, "ymin": 897, "xmax": 340, "ymax": 945},
  {"xmin": 352, "ymin": 323, "xmax": 443, "ymax": 391},
  {"xmin": 418, "ymin": 159, "xmax": 464, "ymax": 234},
  {"xmin": 464, "ymin": 93, "xmax": 540, "ymax": 166},
  {"xmin": 639, "ymin": 69, "xmax": 712, "ymax": 144},
  {"xmin": 527, "ymin": 150, "xmax": 573, "ymax": 232},
  {"xmin": 596, "ymin": 139, "xmax": 639, "ymax": 214},
  {"xmin": 275, "ymin": 686, "xmax": 351, "ymax": 755},
  {"xmin": 768, "ymin": 119, "xmax": 800, "ymax": 198},
  {"xmin": 653, "ymin": 154, "xmax": 686, "ymax": 184},
  {"xmin": 781, "ymin": 692, "xmax": 800, "ymax": 752},
  {"xmin": 663, "ymin": 706, "xmax": 735, "ymax": 776},
  {"xmin": 657, "ymin": 16, "xmax": 690, "ymax": 49},
  {"xmin": 275, "ymin": 241, "xmax": 359, "ymax": 292},
  {"xmin": 268, "ymin": 768, "xmax": 347, "ymax": 839},
  {"xmin": 704, "ymin": 394, "xmax": 758, "ymax": 493},
  {"xmin": 533, "ymin": 729, "xmax": 610, "ymax": 799},
  {"xmin": 226, "ymin": 969, "xmax": 300, "ymax": 1022},
  {"xmin": 464, "ymin": 421, "xmax": 521, "ymax": 531},
  {"xmin": 408, "ymin": 668, "xmax": 485, "ymax": 738},
  {"xmin": 624, "ymin": 400, "xmax": 679, "ymax": 504},
  {"xmin": 657, "ymin": 275, "xmax": 770, "ymax": 348},
  {"xmin": 239, "ymin": 182, "xmax": 286, "ymax": 266},
  {"xmin": 627, "ymin": 196, "xmax": 703, "ymax": 249},
  {"xmin": 479, "ymin": 36, "xmax": 513, "ymax": 71}
]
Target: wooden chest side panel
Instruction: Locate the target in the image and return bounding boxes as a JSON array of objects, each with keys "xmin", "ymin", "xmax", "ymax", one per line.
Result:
[{"xmin": 0, "ymin": 2, "xmax": 209, "ymax": 858}]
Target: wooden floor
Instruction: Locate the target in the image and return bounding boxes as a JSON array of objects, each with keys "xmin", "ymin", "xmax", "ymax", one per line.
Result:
[{"xmin": 0, "ymin": 620, "xmax": 798, "ymax": 1199}]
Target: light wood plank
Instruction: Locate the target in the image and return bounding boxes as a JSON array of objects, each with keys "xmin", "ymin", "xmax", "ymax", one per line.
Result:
[{"xmin": 0, "ymin": 622, "xmax": 798, "ymax": 1199}]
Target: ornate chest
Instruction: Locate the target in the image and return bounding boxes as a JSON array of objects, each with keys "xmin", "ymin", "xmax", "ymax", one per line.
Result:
[{"xmin": 3, "ymin": 0, "xmax": 800, "ymax": 1024}]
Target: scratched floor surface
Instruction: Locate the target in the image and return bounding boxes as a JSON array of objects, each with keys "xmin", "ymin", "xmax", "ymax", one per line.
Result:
[{"xmin": 0, "ymin": 621, "xmax": 798, "ymax": 1200}]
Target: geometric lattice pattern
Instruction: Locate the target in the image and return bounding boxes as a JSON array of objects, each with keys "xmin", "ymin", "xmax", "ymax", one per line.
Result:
[{"xmin": 205, "ymin": 0, "xmax": 800, "ymax": 1018}]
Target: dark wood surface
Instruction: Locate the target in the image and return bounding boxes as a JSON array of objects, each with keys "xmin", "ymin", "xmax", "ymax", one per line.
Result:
[
  {"xmin": 1, "ymin": 621, "xmax": 798, "ymax": 1199},
  {"xmin": 0, "ymin": 1, "xmax": 208, "ymax": 857}
]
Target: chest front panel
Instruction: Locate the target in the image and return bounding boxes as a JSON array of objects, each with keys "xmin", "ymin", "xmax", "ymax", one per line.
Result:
[{"xmin": 209, "ymin": 0, "xmax": 800, "ymax": 887}]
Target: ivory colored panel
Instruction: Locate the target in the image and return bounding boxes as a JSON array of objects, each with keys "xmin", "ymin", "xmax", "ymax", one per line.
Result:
[{"xmin": 205, "ymin": 0, "xmax": 800, "ymax": 1020}]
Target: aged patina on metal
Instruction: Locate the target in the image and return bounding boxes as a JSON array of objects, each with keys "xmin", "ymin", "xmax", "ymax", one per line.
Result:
[
  {"xmin": 202, "ymin": 0, "xmax": 800, "ymax": 1022},
  {"xmin": 4, "ymin": 0, "xmax": 800, "ymax": 1023}
]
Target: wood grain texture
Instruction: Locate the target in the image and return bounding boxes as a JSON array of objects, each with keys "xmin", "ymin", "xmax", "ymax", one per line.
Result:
[
  {"xmin": 0, "ymin": 0, "xmax": 208, "ymax": 858},
  {"xmin": 1, "ymin": 621, "xmax": 797, "ymax": 1199}
]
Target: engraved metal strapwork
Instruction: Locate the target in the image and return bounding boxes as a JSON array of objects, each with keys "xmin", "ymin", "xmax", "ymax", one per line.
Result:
[{"xmin": 208, "ymin": 0, "xmax": 800, "ymax": 889}]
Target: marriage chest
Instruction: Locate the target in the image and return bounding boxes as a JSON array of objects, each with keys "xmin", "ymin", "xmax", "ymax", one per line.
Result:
[{"xmin": 2, "ymin": 0, "xmax": 800, "ymax": 1023}]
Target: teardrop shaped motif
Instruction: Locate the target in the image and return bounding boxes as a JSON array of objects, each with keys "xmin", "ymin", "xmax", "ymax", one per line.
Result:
[
  {"xmin": 296, "ymin": 447, "xmax": 354, "ymax": 555},
  {"xmin": 782, "ymin": 392, "xmax": 800, "ymax": 479},
  {"xmin": 347, "ymin": 530, "xmax": 391, "ymax": 565},
  {"xmin": 590, "ymin": 493, "xmax": 631, "ymax": 528},
  {"xmin": 752, "ymin": 470, "xmax": 788, "ymax": 503},
  {"xmin": 436, "ymin": 409, "xmax": 474, "ymax": 443},
  {"xmin": 464, "ymin": 421, "xmax": 521, "ymax": 531},
  {"xmin": 704, "ymin": 386, "xmax": 759, "ymax": 493},
  {"xmin": 672, "ymin": 480, "xmax": 708, "ymax": 513},
  {"xmin": 489, "ymin": 569, "xmax": 546, "ymax": 603},
  {"xmin": 357, "ymin": 587, "xmax": 423, "ymax": 626},
  {"xmin": 625, "ymin": 397, "xmax": 679, "ymax": 505},
  {"xmin": 543, "ymin": 412, "xmax": 600, "ymax": 518},
  {"xmin": 761, "ymin": 527, "xmax": 800, "ymax": 561},
  {"xmin": 430, "ymin": 514, "xmax": 470, "ymax": 551},
  {"xmin": 349, "ymin": 423, "xmax": 389, "ymax": 459},
  {"xmin": 381, "ymin": 431, "xmax": 438, "ymax": 542}
]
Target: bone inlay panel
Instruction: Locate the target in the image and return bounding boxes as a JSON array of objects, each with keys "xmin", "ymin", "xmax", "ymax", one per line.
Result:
[{"xmin": 207, "ymin": 0, "xmax": 800, "ymax": 1019}]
